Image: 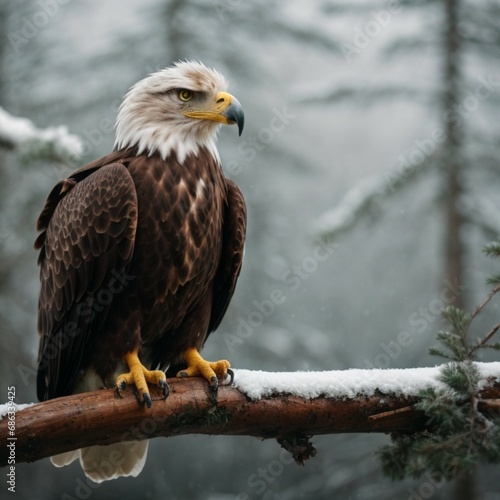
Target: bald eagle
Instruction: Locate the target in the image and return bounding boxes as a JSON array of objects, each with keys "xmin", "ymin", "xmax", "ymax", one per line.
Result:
[{"xmin": 35, "ymin": 61, "xmax": 246, "ymax": 482}]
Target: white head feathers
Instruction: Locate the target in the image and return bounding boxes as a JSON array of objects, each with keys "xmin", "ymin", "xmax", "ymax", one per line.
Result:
[{"xmin": 114, "ymin": 61, "xmax": 230, "ymax": 163}]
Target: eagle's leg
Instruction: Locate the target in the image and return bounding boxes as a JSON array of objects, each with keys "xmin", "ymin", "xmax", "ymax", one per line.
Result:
[
  {"xmin": 116, "ymin": 349, "xmax": 169, "ymax": 408},
  {"xmin": 177, "ymin": 347, "xmax": 231, "ymax": 394}
]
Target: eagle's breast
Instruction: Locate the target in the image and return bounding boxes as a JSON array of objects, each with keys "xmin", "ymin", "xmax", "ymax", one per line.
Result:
[{"xmin": 126, "ymin": 148, "xmax": 226, "ymax": 343}]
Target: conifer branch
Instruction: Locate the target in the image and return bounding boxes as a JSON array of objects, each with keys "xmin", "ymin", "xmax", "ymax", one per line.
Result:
[
  {"xmin": 469, "ymin": 285, "xmax": 500, "ymax": 324},
  {"xmin": 468, "ymin": 324, "xmax": 500, "ymax": 359}
]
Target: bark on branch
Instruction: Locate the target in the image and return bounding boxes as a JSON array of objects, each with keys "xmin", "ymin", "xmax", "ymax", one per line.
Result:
[{"xmin": 1, "ymin": 370, "xmax": 500, "ymax": 467}]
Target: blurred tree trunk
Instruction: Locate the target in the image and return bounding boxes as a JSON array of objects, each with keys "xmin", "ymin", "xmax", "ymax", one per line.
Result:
[
  {"xmin": 442, "ymin": 0, "xmax": 475, "ymax": 498},
  {"xmin": 443, "ymin": 0, "xmax": 465, "ymax": 311}
]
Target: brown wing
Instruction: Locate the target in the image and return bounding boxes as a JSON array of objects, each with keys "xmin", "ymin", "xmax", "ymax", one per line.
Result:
[
  {"xmin": 36, "ymin": 163, "xmax": 137, "ymax": 400},
  {"xmin": 207, "ymin": 178, "xmax": 247, "ymax": 336}
]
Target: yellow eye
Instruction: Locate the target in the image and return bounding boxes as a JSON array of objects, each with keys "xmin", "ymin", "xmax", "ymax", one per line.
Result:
[{"xmin": 178, "ymin": 89, "xmax": 193, "ymax": 102}]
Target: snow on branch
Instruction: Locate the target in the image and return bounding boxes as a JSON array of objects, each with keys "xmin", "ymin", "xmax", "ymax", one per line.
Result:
[
  {"xmin": 269, "ymin": 19, "xmax": 341, "ymax": 53},
  {"xmin": 322, "ymin": 0, "xmax": 434, "ymax": 14},
  {"xmin": 314, "ymin": 152, "xmax": 436, "ymax": 241},
  {"xmin": 0, "ymin": 107, "xmax": 82, "ymax": 163},
  {"xmin": 293, "ymin": 84, "xmax": 430, "ymax": 106},
  {"xmin": 314, "ymin": 174, "xmax": 390, "ymax": 240},
  {"xmin": 1, "ymin": 364, "xmax": 500, "ymax": 467}
]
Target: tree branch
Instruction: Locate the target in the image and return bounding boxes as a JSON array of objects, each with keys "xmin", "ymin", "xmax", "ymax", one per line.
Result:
[
  {"xmin": 313, "ymin": 152, "xmax": 437, "ymax": 241},
  {"xmin": 1, "ymin": 366, "xmax": 500, "ymax": 467},
  {"xmin": 0, "ymin": 107, "xmax": 82, "ymax": 164}
]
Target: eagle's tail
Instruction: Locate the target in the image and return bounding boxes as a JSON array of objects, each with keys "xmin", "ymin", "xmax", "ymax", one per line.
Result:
[{"xmin": 50, "ymin": 440, "xmax": 149, "ymax": 483}]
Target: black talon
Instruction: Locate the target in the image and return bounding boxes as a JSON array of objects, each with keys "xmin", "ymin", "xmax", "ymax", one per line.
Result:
[
  {"xmin": 119, "ymin": 380, "xmax": 127, "ymax": 390},
  {"xmin": 159, "ymin": 379, "xmax": 170, "ymax": 399},
  {"xmin": 131, "ymin": 388, "xmax": 142, "ymax": 406},
  {"xmin": 179, "ymin": 371, "xmax": 188, "ymax": 378},
  {"xmin": 143, "ymin": 393, "xmax": 152, "ymax": 409},
  {"xmin": 114, "ymin": 386, "xmax": 124, "ymax": 399}
]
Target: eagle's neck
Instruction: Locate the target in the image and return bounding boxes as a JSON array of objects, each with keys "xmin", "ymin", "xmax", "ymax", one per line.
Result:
[{"xmin": 114, "ymin": 106, "xmax": 220, "ymax": 164}]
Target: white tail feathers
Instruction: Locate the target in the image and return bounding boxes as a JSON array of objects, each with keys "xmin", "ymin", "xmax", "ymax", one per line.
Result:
[
  {"xmin": 50, "ymin": 440, "xmax": 149, "ymax": 483},
  {"xmin": 51, "ymin": 450, "xmax": 80, "ymax": 467}
]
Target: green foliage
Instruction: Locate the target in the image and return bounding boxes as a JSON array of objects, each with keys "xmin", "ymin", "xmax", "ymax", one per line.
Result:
[
  {"xmin": 427, "ymin": 306, "xmax": 474, "ymax": 362},
  {"xmin": 378, "ymin": 241, "xmax": 500, "ymax": 482},
  {"xmin": 441, "ymin": 306, "xmax": 471, "ymax": 334},
  {"xmin": 379, "ymin": 362, "xmax": 500, "ymax": 481},
  {"xmin": 430, "ymin": 328, "xmax": 468, "ymax": 361},
  {"xmin": 483, "ymin": 242, "xmax": 500, "ymax": 258},
  {"xmin": 486, "ymin": 273, "xmax": 500, "ymax": 286},
  {"xmin": 484, "ymin": 243, "xmax": 500, "ymax": 284}
]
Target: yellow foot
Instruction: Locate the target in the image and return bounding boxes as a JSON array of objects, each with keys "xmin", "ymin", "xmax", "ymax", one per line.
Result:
[
  {"xmin": 176, "ymin": 347, "xmax": 232, "ymax": 395},
  {"xmin": 116, "ymin": 350, "xmax": 169, "ymax": 408}
]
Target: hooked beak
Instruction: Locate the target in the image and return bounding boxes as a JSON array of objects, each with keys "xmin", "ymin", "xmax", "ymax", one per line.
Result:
[{"xmin": 184, "ymin": 91, "xmax": 244, "ymax": 136}]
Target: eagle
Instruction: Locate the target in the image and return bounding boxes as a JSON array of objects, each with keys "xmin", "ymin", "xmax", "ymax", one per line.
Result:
[{"xmin": 34, "ymin": 61, "xmax": 246, "ymax": 482}]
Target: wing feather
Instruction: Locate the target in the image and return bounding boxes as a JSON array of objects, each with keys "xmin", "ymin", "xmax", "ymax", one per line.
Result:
[
  {"xmin": 36, "ymin": 163, "xmax": 137, "ymax": 400},
  {"xmin": 208, "ymin": 178, "xmax": 247, "ymax": 335}
]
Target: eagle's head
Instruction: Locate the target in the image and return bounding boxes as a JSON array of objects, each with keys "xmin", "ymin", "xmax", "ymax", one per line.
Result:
[{"xmin": 115, "ymin": 60, "xmax": 244, "ymax": 163}]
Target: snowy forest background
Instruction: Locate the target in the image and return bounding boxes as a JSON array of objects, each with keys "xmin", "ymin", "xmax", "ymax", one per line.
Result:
[{"xmin": 1, "ymin": 0, "xmax": 500, "ymax": 498}]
